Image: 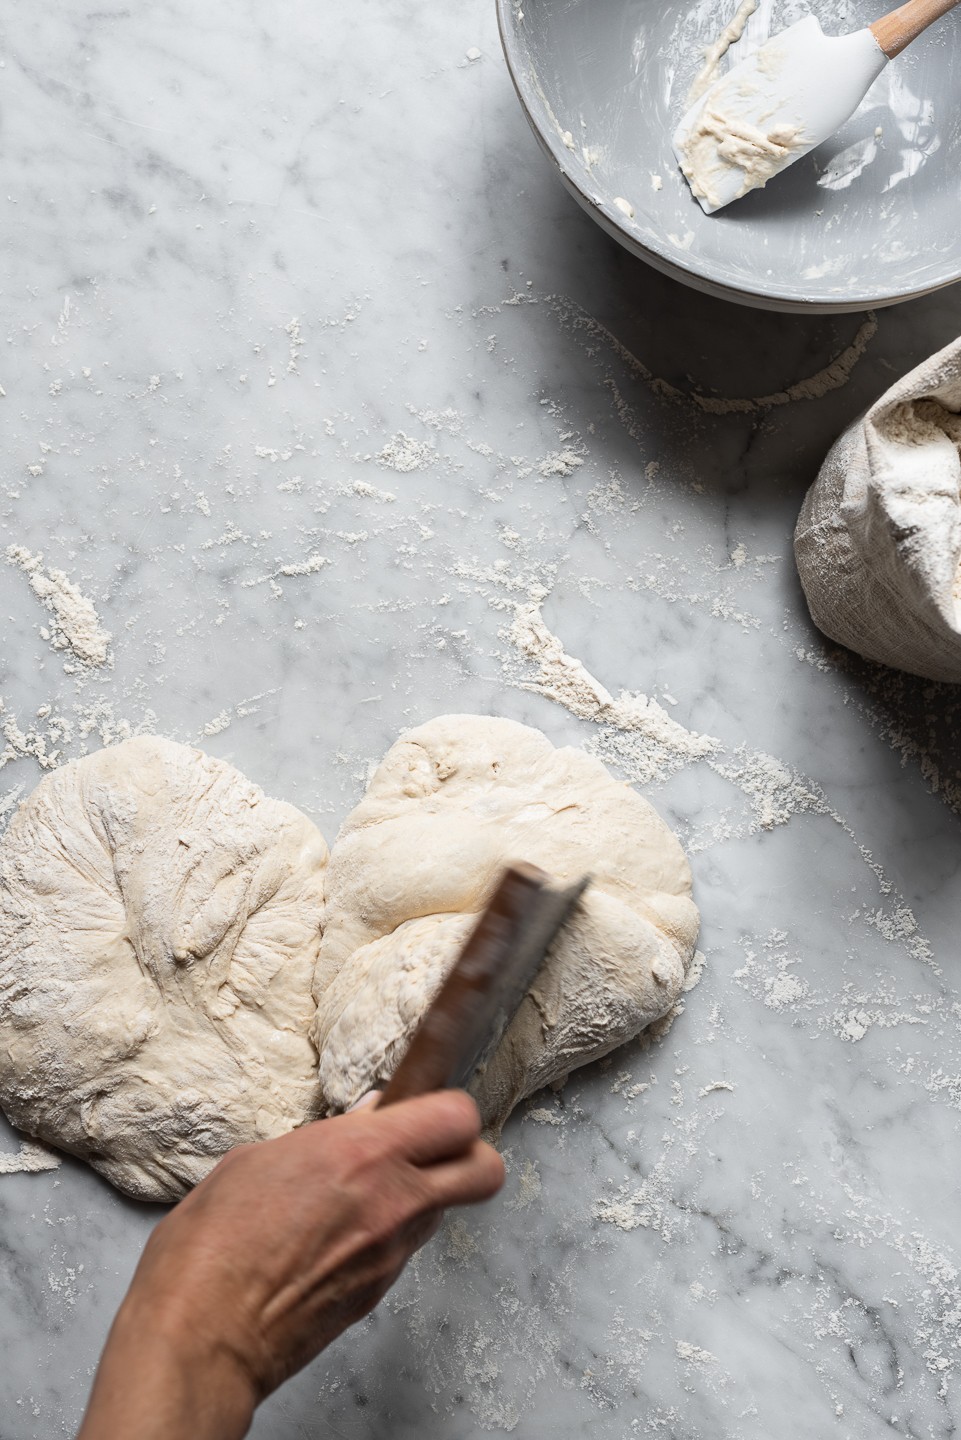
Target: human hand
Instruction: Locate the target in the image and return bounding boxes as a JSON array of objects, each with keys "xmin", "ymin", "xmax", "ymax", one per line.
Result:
[{"xmin": 78, "ymin": 1091, "xmax": 504, "ymax": 1440}]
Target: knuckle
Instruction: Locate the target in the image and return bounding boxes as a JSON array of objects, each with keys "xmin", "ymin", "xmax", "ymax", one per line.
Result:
[
  {"xmin": 213, "ymin": 1142, "xmax": 253, "ymax": 1176},
  {"xmin": 448, "ymin": 1089, "xmax": 482, "ymax": 1132},
  {"xmin": 423, "ymin": 1088, "xmax": 480, "ymax": 1138}
]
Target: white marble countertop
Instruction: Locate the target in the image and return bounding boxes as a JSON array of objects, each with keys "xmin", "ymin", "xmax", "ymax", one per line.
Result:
[{"xmin": 2, "ymin": 2, "xmax": 961, "ymax": 1437}]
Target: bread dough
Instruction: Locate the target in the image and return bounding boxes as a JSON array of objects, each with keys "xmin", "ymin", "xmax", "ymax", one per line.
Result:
[
  {"xmin": 313, "ymin": 716, "xmax": 698, "ymax": 1129},
  {"xmin": 0, "ymin": 737, "xmax": 327, "ymax": 1201},
  {"xmin": 0, "ymin": 717, "xmax": 699, "ymax": 1199}
]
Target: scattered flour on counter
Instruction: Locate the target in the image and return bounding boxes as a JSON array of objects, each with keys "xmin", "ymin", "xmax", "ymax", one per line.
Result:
[
  {"xmin": 507, "ymin": 603, "xmax": 718, "ymax": 783},
  {"xmin": 835, "ymin": 1009, "xmax": 873, "ymax": 1042},
  {"xmin": 798, "ymin": 1173, "xmax": 961, "ymax": 1398},
  {"xmin": 505, "ymin": 601, "xmax": 826, "ymax": 830},
  {"xmin": 829, "ymin": 1001, "xmax": 926, "ymax": 1043},
  {"xmin": 537, "ymin": 449, "xmax": 584, "ymax": 477},
  {"xmin": 195, "ymin": 690, "xmax": 280, "ymax": 745},
  {"xmin": 350, "ymin": 479, "xmax": 397, "ymax": 503},
  {"xmin": 592, "ymin": 1161, "xmax": 682, "ymax": 1236},
  {"xmin": 593, "ymin": 1191, "xmax": 649, "ymax": 1232},
  {"xmin": 506, "ymin": 1158, "xmax": 542, "ymax": 1211},
  {"xmin": 698, "ymin": 1081, "xmax": 735, "ymax": 1097},
  {"xmin": 377, "ymin": 432, "xmax": 435, "ymax": 472},
  {"xmin": 0, "ymin": 696, "xmax": 157, "ymax": 779},
  {"xmin": 1, "ymin": 701, "xmax": 61, "ymax": 773},
  {"xmin": 861, "ymin": 900, "xmax": 934, "ymax": 966},
  {"xmin": 0, "ymin": 1139, "xmax": 61, "ymax": 1174},
  {"xmin": 203, "ymin": 710, "xmax": 231, "ymax": 737},
  {"xmin": 443, "ymin": 1216, "xmax": 479, "ymax": 1265},
  {"xmin": 734, "ymin": 929, "xmax": 942, "ymax": 1059},
  {"xmin": 278, "ymin": 554, "xmax": 329, "ymax": 577},
  {"xmin": 547, "ymin": 294, "xmax": 877, "ymax": 418},
  {"xmin": 408, "ymin": 404, "xmax": 465, "ymax": 436},
  {"xmin": 502, "ymin": 601, "xmax": 936, "ymax": 973},
  {"xmin": 6, "ymin": 547, "xmax": 112, "ymax": 667},
  {"xmin": 589, "ymin": 954, "xmax": 709, "ymax": 1238},
  {"xmin": 547, "ymin": 296, "xmax": 685, "ymax": 408},
  {"xmin": 710, "ymin": 745, "xmax": 826, "ymax": 830},
  {"xmin": 675, "ymin": 1340, "xmax": 719, "ymax": 1366},
  {"xmin": 763, "ymin": 968, "xmax": 809, "ymax": 1011},
  {"xmin": 610, "ymin": 1069, "xmax": 649, "ymax": 1098},
  {"xmin": 285, "ymin": 317, "xmax": 304, "ymax": 373},
  {"xmin": 525, "ymin": 1106, "xmax": 564, "ymax": 1126},
  {"xmin": 241, "ymin": 554, "xmax": 331, "ymax": 588},
  {"xmin": 848, "ymin": 667, "xmax": 961, "ymax": 819},
  {"xmin": 254, "ymin": 445, "xmax": 294, "ymax": 463},
  {"xmin": 505, "ymin": 601, "xmax": 834, "ymax": 836},
  {"xmin": 692, "ymin": 315, "xmax": 879, "ymax": 415}
]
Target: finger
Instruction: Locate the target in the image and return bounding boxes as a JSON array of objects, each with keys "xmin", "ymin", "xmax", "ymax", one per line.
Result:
[
  {"xmin": 415, "ymin": 1139, "xmax": 505, "ymax": 1210},
  {"xmin": 369, "ymin": 1089, "xmax": 482, "ymax": 1166}
]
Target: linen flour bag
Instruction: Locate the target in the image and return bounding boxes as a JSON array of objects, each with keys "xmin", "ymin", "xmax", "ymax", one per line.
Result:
[{"xmin": 795, "ymin": 337, "xmax": 961, "ymax": 683}]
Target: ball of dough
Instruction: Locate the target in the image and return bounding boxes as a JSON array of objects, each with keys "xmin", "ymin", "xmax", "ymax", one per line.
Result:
[
  {"xmin": 0, "ymin": 737, "xmax": 327, "ymax": 1202},
  {"xmin": 313, "ymin": 716, "xmax": 698, "ymax": 1129}
]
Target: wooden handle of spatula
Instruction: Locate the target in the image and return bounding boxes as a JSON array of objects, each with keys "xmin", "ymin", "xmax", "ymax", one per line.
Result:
[{"xmin": 870, "ymin": 0, "xmax": 959, "ymax": 58}]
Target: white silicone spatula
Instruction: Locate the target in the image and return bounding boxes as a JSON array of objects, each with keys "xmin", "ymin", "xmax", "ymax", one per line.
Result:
[{"xmin": 674, "ymin": 0, "xmax": 960, "ymax": 214}]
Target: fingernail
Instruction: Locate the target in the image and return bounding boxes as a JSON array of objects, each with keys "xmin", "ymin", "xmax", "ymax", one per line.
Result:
[{"xmin": 347, "ymin": 1091, "xmax": 382, "ymax": 1113}]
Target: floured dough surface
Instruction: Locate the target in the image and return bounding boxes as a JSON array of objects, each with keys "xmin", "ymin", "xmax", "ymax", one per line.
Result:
[
  {"xmin": 313, "ymin": 715, "xmax": 698, "ymax": 1130},
  {"xmin": 0, "ymin": 737, "xmax": 327, "ymax": 1201}
]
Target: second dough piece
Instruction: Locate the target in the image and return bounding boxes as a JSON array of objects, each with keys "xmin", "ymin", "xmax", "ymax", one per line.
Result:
[{"xmin": 312, "ymin": 715, "xmax": 699, "ymax": 1129}]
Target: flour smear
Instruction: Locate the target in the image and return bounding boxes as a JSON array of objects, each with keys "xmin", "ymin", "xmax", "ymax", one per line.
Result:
[
  {"xmin": 0, "ymin": 1138, "xmax": 60, "ymax": 1174},
  {"xmin": 6, "ymin": 546, "xmax": 111, "ymax": 668},
  {"xmin": 504, "ymin": 600, "xmax": 935, "ymax": 973}
]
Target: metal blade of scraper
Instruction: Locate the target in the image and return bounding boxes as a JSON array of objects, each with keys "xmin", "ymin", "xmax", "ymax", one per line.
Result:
[{"xmin": 379, "ymin": 862, "xmax": 591, "ymax": 1107}]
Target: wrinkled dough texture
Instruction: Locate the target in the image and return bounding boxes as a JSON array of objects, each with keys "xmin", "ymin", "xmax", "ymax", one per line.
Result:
[
  {"xmin": 313, "ymin": 715, "xmax": 698, "ymax": 1130},
  {"xmin": 0, "ymin": 737, "xmax": 327, "ymax": 1201}
]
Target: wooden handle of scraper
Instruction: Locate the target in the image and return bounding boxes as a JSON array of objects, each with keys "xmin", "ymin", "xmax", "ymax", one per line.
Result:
[{"xmin": 870, "ymin": 0, "xmax": 959, "ymax": 58}]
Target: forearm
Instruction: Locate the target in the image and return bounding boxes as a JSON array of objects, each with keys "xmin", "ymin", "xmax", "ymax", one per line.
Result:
[
  {"xmin": 77, "ymin": 1292, "xmax": 257, "ymax": 1440},
  {"xmin": 76, "ymin": 1096, "xmax": 504, "ymax": 1437}
]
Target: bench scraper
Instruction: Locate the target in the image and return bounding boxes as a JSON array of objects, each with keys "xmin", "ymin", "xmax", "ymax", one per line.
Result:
[{"xmin": 379, "ymin": 863, "xmax": 590, "ymax": 1107}]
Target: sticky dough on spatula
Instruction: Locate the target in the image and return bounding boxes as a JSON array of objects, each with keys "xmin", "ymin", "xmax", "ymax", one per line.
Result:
[{"xmin": 312, "ymin": 715, "xmax": 699, "ymax": 1131}]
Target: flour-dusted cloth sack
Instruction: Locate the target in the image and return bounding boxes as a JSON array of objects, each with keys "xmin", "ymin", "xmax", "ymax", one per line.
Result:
[{"xmin": 795, "ymin": 337, "xmax": 961, "ymax": 683}]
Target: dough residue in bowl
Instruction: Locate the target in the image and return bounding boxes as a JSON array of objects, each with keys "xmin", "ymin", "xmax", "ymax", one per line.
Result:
[{"xmin": 677, "ymin": 106, "xmax": 805, "ymax": 212}]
